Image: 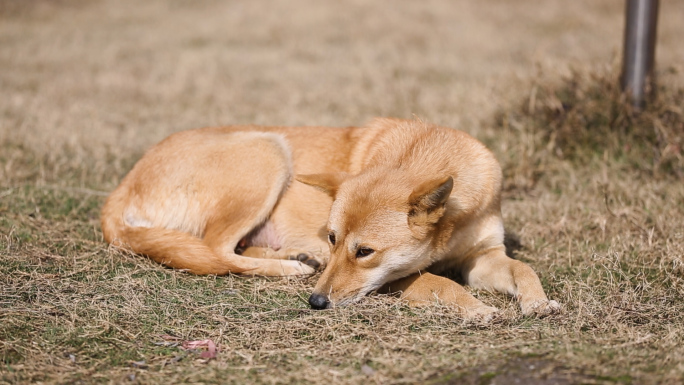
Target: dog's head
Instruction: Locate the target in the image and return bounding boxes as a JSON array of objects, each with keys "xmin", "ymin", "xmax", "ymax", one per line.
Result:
[{"xmin": 297, "ymin": 171, "xmax": 453, "ymax": 309}]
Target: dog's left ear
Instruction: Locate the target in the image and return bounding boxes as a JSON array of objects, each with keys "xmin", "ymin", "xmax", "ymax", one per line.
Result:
[
  {"xmin": 296, "ymin": 173, "xmax": 349, "ymax": 198},
  {"xmin": 408, "ymin": 176, "xmax": 453, "ymax": 235}
]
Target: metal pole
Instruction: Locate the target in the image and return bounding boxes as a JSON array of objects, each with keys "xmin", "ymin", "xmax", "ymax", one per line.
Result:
[{"xmin": 620, "ymin": 0, "xmax": 659, "ymax": 108}]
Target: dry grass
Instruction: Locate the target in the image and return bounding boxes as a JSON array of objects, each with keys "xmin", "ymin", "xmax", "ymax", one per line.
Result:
[
  {"xmin": 496, "ymin": 65, "xmax": 684, "ymax": 186},
  {"xmin": 2, "ymin": 0, "xmax": 684, "ymax": 384}
]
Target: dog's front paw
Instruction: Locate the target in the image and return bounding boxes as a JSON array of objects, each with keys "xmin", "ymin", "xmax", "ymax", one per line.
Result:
[
  {"xmin": 463, "ymin": 305, "xmax": 500, "ymax": 323},
  {"xmin": 521, "ymin": 299, "xmax": 561, "ymax": 317},
  {"xmin": 286, "ymin": 251, "xmax": 325, "ymax": 271}
]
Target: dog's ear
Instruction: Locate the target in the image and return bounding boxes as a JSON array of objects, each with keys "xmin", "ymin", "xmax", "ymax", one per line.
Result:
[
  {"xmin": 296, "ymin": 173, "xmax": 349, "ymax": 198},
  {"xmin": 408, "ymin": 176, "xmax": 453, "ymax": 235},
  {"xmin": 409, "ymin": 176, "xmax": 453, "ymax": 212}
]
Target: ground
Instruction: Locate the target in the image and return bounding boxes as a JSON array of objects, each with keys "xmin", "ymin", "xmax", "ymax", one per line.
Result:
[{"xmin": 1, "ymin": 0, "xmax": 683, "ymax": 384}]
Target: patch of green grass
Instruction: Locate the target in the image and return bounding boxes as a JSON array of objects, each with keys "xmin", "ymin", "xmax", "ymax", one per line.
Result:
[{"xmin": 478, "ymin": 371, "xmax": 498, "ymax": 384}]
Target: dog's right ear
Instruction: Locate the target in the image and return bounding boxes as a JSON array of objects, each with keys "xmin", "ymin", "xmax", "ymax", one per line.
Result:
[
  {"xmin": 296, "ymin": 173, "xmax": 349, "ymax": 198},
  {"xmin": 407, "ymin": 176, "xmax": 453, "ymax": 238}
]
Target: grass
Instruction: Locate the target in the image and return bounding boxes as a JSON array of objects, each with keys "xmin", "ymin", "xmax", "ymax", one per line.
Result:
[
  {"xmin": 2, "ymin": 0, "xmax": 684, "ymax": 383},
  {"xmin": 495, "ymin": 65, "xmax": 684, "ymax": 183}
]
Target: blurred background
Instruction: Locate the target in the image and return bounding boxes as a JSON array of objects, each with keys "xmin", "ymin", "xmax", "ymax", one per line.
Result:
[{"xmin": 1, "ymin": 0, "xmax": 682, "ymax": 169}]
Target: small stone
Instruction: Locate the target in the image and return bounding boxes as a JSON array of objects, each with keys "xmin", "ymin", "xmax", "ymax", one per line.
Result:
[
  {"xmin": 361, "ymin": 364, "xmax": 375, "ymax": 376},
  {"xmin": 131, "ymin": 360, "xmax": 148, "ymax": 369}
]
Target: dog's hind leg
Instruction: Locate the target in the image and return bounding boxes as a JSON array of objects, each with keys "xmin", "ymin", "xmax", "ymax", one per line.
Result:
[
  {"xmin": 240, "ymin": 247, "xmax": 323, "ymax": 270},
  {"xmin": 198, "ymin": 203, "xmax": 317, "ymax": 276},
  {"xmin": 201, "ymin": 140, "xmax": 317, "ymax": 276},
  {"xmin": 461, "ymin": 247, "xmax": 560, "ymax": 317},
  {"xmin": 126, "ymin": 131, "xmax": 316, "ymax": 276}
]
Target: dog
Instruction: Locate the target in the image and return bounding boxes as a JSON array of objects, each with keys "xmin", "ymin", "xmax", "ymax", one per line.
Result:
[{"xmin": 101, "ymin": 118, "xmax": 560, "ymax": 319}]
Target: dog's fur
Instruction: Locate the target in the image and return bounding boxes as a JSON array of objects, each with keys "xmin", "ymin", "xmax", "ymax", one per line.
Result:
[{"xmin": 101, "ymin": 118, "xmax": 559, "ymax": 319}]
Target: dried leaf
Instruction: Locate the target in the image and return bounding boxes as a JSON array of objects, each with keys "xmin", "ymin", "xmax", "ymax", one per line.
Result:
[{"xmin": 181, "ymin": 339, "xmax": 217, "ymax": 359}]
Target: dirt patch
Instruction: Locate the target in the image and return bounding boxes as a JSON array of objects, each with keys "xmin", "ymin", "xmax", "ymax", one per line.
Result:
[{"xmin": 437, "ymin": 356, "xmax": 617, "ymax": 385}]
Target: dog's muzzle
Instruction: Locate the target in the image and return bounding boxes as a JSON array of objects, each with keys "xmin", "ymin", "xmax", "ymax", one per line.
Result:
[{"xmin": 308, "ymin": 293, "xmax": 330, "ymax": 310}]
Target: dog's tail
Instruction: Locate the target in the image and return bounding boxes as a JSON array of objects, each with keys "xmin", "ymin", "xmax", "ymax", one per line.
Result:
[
  {"xmin": 100, "ymin": 187, "xmax": 247, "ymax": 275},
  {"xmin": 106, "ymin": 223, "xmax": 310, "ymax": 276},
  {"xmin": 119, "ymin": 226, "xmax": 247, "ymax": 275},
  {"xmin": 100, "ymin": 187, "xmax": 129, "ymax": 247}
]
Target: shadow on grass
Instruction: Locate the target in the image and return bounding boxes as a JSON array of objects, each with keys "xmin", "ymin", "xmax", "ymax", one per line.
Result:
[{"xmin": 432, "ymin": 355, "xmax": 631, "ymax": 385}]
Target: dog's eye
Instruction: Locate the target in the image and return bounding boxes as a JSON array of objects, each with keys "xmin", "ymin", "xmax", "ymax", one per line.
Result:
[
  {"xmin": 356, "ymin": 247, "xmax": 374, "ymax": 258},
  {"xmin": 328, "ymin": 232, "xmax": 336, "ymax": 245}
]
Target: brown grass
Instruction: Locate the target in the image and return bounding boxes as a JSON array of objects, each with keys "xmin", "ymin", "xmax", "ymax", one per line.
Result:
[
  {"xmin": 496, "ymin": 65, "xmax": 684, "ymax": 186},
  {"xmin": 2, "ymin": 0, "xmax": 684, "ymax": 384}
]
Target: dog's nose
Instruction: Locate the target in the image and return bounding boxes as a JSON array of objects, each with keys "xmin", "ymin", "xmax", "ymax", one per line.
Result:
[{"xmin": 308, "ymin": 293, "xmax": 330, "ymax": 310}]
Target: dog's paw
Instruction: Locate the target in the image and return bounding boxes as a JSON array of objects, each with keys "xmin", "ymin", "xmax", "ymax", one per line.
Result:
[
  {"xmin": 521, "ymin": 299, "xmax": 561, "ymax": 317},
  {"xmin": 463, "ymin": 305, "xmax": 500, "ymax": 324},
  {"xmin": 286, "ymin": 251, "xmax": 325, "ymax": 271},
  {"xmin": 278, "ymin": 259, "xmax": 317, "ymax": 276}
]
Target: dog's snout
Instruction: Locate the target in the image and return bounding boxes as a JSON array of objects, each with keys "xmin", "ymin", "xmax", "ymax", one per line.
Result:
[{"xmin": 308, "ymin": 293, "xmax": 330, "ymax": 310}]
